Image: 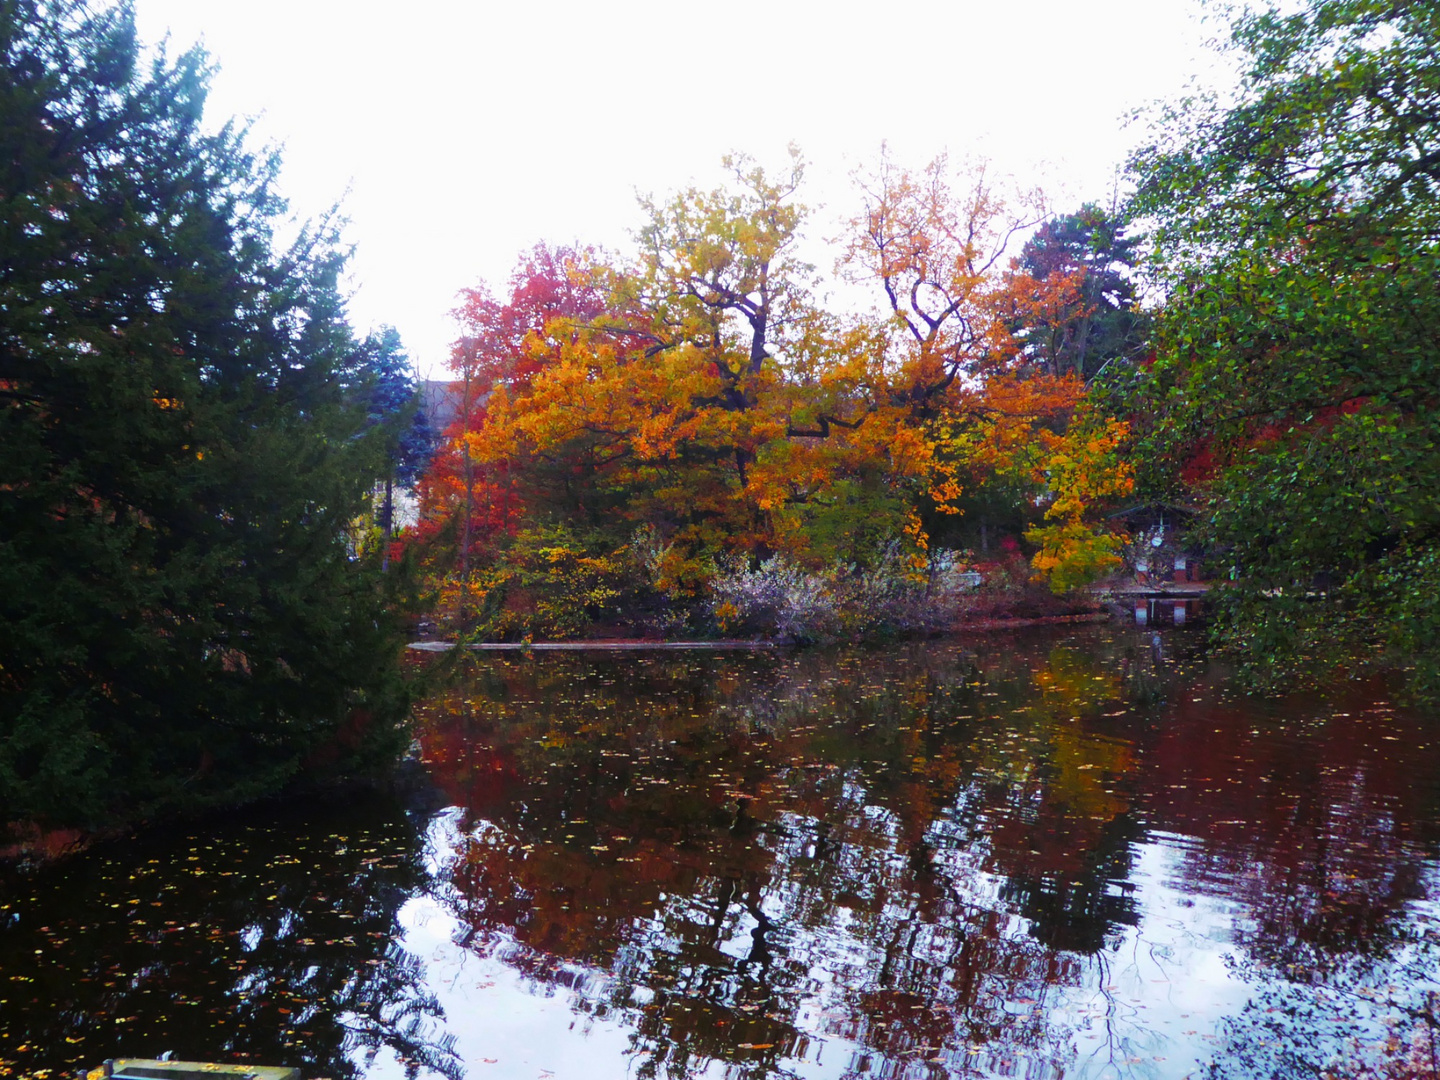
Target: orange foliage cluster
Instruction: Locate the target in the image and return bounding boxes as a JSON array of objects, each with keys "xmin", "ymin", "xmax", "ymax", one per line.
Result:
[{"xmin": 409, "ymin": 151, "xmax": 1133, "ymax": 628}]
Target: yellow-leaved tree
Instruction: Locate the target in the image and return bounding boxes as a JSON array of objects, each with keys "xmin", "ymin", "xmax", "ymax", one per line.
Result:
[{"xmin": 415, "ymin": 148, "xmax": 1137, "ymax": 638}]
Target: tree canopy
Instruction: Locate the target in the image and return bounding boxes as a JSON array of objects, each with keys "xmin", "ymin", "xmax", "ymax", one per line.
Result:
[
  {"xmin": 1013, "ymin": 204, "xmax": 1147, "ymax": 382},
  {"xmin": 410, "ymin": 152, "xmax": 1135, "ymax": 640},
  {"xmin": 1127, "ymin": 0, "xmax": 1440, "ymax": 692}
]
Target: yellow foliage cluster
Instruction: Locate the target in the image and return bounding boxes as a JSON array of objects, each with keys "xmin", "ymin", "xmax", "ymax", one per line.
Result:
[
  {"xmin": 422, "ymin": 148, "xmax": 1137, "ymax": 627},
  {"xmin": 1025, "ymin": 413, "xmax": 1134, "ymax": 593}
]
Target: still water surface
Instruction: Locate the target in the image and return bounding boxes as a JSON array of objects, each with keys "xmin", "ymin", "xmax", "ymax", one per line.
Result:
[{"xmin": 4, "ymin": 625, "xmax": 1439, "ymax": 1080}]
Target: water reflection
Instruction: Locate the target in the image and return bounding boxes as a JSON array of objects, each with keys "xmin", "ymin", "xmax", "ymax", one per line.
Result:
[
  {"xmin": 409, "ymin": 629, "xmax": 1440, "ymax": 1079},
  {"xmin": 0, "ymin": 794, "xmax": 461, "ymax": 1080},
  {"xmin": 3, "ymin": 626, "xmax": 1439, "ymax": 1080},
  {"xmin": 1130, "ymin": 598, "xmax": 1202, "ymax": 627}
]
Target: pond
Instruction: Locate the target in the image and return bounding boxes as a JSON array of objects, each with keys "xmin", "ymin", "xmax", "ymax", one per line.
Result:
[{"xmin": 4, "ymin": 624, "xmax": 1440, "ymax": 1080}]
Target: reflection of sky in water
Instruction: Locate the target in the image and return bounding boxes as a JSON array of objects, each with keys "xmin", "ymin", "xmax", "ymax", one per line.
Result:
[
  {"xmin": 1061, "ymin": 838, "xmax": 1251, "ymax": 1080},
  {"xmin": 6, "ymin": 626, "xmax": 1439, "ymax": 1080},
  {"xmin": 400, "ymin": 862, "xmax": 1403, "ymax": 1080},
  {"xmin": 384, "ymin": 896, "xmax": 638, "ymax": 1079},
  {"xmin": 362, "ymin": 809, "xmax": 1421, "ymax": 1079}
]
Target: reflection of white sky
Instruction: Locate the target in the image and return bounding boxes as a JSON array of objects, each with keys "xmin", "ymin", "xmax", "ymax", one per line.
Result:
[
  {"xmin": 1060, "ymin": 835, "xmax": 1255, "ymax": 1080},
  {"xmin": 392, "ymin": 894, "xmax": 640, "ymax": 1079},
  {"xmin": 131, "ymin": 0, "xmax": 1228, "ymax": 378},
  {"xmin": 361, "ymin": 812, "xmax": 1286, "ymax": 1080}
]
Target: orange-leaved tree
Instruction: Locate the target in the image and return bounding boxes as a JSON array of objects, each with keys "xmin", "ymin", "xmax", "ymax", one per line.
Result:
[
  {"xmin": 417, "ymin": 150, "xmax": 1138, "ymax": 638},
  {"xmin": 472, "ymin": 150, "xmax": 923, "ymax": 572},
  {"xmin": 839, "ymin": 150, "xmax": 1130, "ymax": 587},
  {"xmin": 414, "ymin": 244, "xmax": 608, "ymax": 628}
]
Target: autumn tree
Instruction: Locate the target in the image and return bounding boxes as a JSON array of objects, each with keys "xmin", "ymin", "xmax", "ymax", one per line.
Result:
[
  {"xmin": 422, "ymin": 151, "xmax": 1137, "ymax": 639},
  {"xmin": 413, "ymin": 245, "xmax": 612, "ymax": 630},
  {"xmin": 841, "ymin": 151, "xmax": 1132, "ymax": 583},
  {"xmin": 472, "ymin": 152, "xmax": 917, "ymax": 569},
  {"xmin": 842, "ymin": 150, "xmax": 1053, "ymax": 406}
]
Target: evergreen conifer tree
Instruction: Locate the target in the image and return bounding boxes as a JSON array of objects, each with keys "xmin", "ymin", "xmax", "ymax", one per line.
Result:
[
  {"xmin": 357, "ymin": 325, "xmax": 435, "ymax": 541},
  {"xmin": 1015, "ymin": 205, "xmax": 1147, "ymax": 382},
  {"xmin": 0, "ymin": 0, "xmax": 409, "ymax": 825}
]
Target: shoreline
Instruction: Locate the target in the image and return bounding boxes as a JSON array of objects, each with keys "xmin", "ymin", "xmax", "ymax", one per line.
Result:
[
  {"xmin": 408, "ymin": 640, "xmax": 776, "ymax": 652},
  {"xmin": 7, "ymin": 612, "xmax": 1135, "ymax": 865},
  {"xmin": 408, "ymin": 609, "xmax": 1120, "ymax": 652}
]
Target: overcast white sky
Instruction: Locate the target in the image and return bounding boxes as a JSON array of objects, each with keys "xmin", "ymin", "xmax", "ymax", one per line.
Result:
[{"xmin": 132, "ymin": 0, "xmax": 1223, "ymax": 378}]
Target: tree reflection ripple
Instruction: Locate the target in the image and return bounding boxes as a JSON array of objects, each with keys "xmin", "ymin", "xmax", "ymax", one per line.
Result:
[
  {"xmin": 411, "ymin": 628, "xmax": 1440, "ymax": 1079},
  {"xmin": 3, "ymin": 626, "xmax": 1438, "ymax": 1080}
]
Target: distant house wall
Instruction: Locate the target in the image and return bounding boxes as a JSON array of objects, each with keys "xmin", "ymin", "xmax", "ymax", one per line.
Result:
[
  {"xmin": 1109, "ymin": 504, "xmax": 1206, "ymax": 583},
  {"xmin": 420, "ymin": 379, "xmax": 460, "ymax": 435}
]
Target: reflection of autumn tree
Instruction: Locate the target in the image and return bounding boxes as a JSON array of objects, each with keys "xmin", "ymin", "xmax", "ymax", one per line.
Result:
[
  {"xmin": 1131, "ymin": 679, "xmax": 1440, "ymax": 1080},
  {"xmin": 412, "ymin": 638, "xmax": 1171, "ymax": 1077},
  {"xmin": 1143, "ymin": 685, "xmax": 1440, "ymax": 972},
  {"xmin": 961, "ymin": 644, "xmax": 1141, "ymax": 954},
  {"xmin": 404, "ymin": 628, "xmax": 1440, "ymax": 1077},
  {"xmin": 0, "ymin": 797, "xmax": 459, "ymax": 1080}
]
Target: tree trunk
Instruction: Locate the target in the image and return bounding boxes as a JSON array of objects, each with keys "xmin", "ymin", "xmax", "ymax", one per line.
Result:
[
  {"xmin": 459, "ymin": 348, "xmax": 475, "ymax": 632},
  {"xmin": 380, "ymin": 476, "xmax": 393, "ymax": 572}
]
